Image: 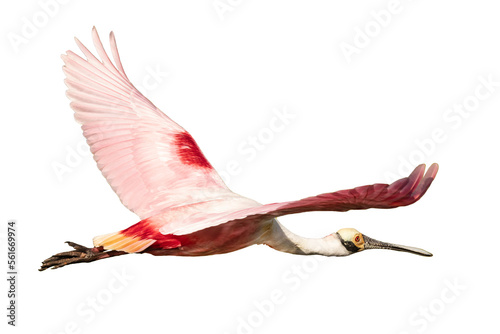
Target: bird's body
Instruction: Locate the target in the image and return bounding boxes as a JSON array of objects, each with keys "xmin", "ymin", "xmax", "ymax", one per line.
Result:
[
  {"xmin": 40, "ymin": 28, "xmax": 439, "ymax": 271},
  {"xmin": 104, "ymin": 196, "xmax": 267, "ymax": 257}
]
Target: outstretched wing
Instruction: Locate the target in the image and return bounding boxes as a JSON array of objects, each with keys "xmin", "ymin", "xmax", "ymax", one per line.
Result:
[
  {"xmin": 165, "ymin": 163, "xmax": 439, "ymax": 235},
  {"xmin": 63, "ymin": 28, "xmax": 231, "ymax": 219}
]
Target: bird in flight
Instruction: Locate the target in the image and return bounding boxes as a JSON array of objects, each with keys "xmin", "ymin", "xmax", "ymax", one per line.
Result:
[{"xmin": 40, "ymin": 28, "xmax": 438, "ymax": 271}]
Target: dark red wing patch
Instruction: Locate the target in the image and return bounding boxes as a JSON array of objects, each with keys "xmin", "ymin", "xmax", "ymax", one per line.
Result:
[
  {"xmin": 174, "ymin": 132, "xmax": 213, "ymax": 169},
  {"xmin": 121, "ymin": 218, "xmax": 182, "ymax": 250}
]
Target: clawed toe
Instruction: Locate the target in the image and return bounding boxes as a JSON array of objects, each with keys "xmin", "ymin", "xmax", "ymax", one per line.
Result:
[
  {"xmin": 39, "ymin": 241, "xmax": 99, "ymax": 271},
  {"xmin": 65, "ymin": 241, "xmax": 91, "ymax": 252},
  {"xmin": 52, "ymin": 250, "xmax": 86, "ymax": 258}
]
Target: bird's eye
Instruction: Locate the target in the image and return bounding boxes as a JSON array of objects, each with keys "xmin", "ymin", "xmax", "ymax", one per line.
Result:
[{"xmin": 354, "ymin": 235, "xmax": 361, "ymax": 243}]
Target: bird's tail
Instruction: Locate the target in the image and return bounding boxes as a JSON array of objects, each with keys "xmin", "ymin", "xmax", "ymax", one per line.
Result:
[{"xmin": 92, "ymin": 231, "xmax": 156, "ymax": 253}]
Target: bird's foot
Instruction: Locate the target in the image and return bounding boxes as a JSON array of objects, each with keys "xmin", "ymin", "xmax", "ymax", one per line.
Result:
[{"xmin": 39, "ymin": 241, "xmax": 104, "ymax": 271}]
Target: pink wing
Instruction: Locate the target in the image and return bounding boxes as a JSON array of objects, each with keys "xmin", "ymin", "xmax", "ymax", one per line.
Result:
[
  {"xmin": 63, "ymin": 28, "xmax": 231, "ymax": 219},
  {"xmin": 166, "ymin": 163, "xmax": 438, "ymax": 235}
]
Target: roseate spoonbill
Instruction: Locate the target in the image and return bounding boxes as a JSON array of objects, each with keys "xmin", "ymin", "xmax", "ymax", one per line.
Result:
[{"xmin": 40, "ymin": 28, "xmax": 439, "ymax": 271}]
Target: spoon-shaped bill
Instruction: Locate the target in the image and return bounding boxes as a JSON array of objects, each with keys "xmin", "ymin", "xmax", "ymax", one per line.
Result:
[{"xmin": 363, "ymin": 235, "xmax": 433, "ymax": 257}]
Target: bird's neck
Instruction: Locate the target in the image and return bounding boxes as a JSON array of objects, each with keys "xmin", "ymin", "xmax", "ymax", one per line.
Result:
[{"xmin": 263, "ymin": 220, "xmax": 349, "ymax": 256}]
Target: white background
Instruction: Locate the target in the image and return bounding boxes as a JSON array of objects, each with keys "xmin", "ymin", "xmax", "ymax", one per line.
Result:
[{"xmin": 1, "ymin": 1, "xmax": 499, "ymax": 333}]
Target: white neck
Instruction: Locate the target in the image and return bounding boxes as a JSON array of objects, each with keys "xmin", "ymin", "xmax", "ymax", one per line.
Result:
[{"xmin": 263, "ymin": 220, "xmax": 350, "ymax": 256}]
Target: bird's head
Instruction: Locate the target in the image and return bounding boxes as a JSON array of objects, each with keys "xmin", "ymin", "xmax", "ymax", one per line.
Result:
[{"xmin": 335, "ymin": 228, "xmax": 432, "ymax": 257}]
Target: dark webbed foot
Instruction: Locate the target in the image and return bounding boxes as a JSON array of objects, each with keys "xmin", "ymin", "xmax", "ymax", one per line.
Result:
[{"xmin": 39, "ymin": 242, "xmax": 103, "ymax": 271}]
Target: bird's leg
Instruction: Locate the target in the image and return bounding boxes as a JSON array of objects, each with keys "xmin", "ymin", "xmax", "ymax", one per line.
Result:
[{"xmin": 39, "ymin": 241, "xmax": 126, "ymax": 271}]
